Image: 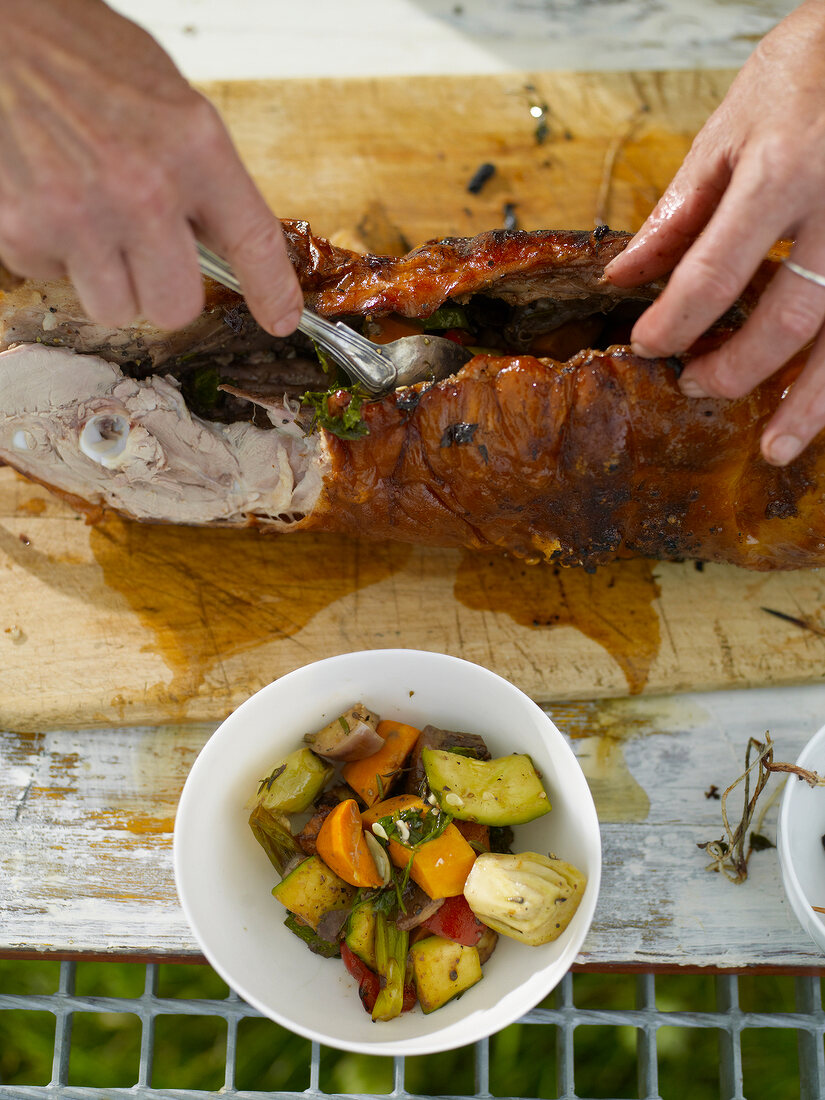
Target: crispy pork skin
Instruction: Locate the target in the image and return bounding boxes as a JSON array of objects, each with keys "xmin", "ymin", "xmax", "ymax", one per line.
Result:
[{"xmin": 296, "ymin": 348, "xmax": 821, "ymax": 570}]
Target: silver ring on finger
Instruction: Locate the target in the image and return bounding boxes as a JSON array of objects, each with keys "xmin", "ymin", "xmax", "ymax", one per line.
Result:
[{"xmin": 782, "ymin": 257, "xmax": 825, "ymax": 290}]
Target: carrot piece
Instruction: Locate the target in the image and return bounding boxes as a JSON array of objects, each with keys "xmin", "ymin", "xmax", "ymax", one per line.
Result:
[
  {"xmin": 342, "ymin": 721, "xmax": 422, "ymax": 807},
  {"xmin": 366, "ymin": 315, "xmax": 424, "ymax": 344},
  {"xmin": 315, "ymin": 798, "xmax": 385, "ymax": 888},
  {"xmin": 362, "ymin": 795, "xmax": 477, "ymax": 899}
]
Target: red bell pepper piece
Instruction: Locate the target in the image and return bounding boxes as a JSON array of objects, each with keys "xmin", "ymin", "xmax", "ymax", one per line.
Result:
[
  {"xmin": 421, "ymin": 894, "xmax": 486, "ymax": 945},
  {"xmin": 341, "ymin": 941, "xmax": 417, "ymax": 1014},
  {"xmin": 341, "ymin": 941, "xmax": 380, "ymax": 1013},
  {"xmin": 402, "ymin": 981, "xmax": 417, "ymax": 1013}
]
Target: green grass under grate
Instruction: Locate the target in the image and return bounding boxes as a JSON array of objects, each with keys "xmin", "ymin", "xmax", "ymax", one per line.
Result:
[{"xmin": 0, "ymin": 960, "xmax": 815, "ymax": 1096}]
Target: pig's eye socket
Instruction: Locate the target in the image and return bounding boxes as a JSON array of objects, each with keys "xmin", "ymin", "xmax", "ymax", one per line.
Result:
[
  {"xmin": 79, "ymin": 413, "xmax": 131, "ymax": 465},
  {"xmin": 12, "ymin": 429, "xmax": 36, "ymax": 451}
]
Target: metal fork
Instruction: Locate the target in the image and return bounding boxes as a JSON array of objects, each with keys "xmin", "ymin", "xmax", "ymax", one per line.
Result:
[{"xmin": 196, "ymin": 243, "xmax": 473, "ymax": 396}]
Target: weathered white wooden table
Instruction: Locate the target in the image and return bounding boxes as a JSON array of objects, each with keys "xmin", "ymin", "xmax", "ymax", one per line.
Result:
[{"xmin": 2, "ymin": 685, "xmax": 824, "ymax": 968}]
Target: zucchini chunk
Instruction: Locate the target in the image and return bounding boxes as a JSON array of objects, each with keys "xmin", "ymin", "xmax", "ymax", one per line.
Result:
[
  {"xmin": 345, "ymin": 901, "xmax": 377, "ymax": 970},
  {"xmin": 256, "ymin": 748, "xmax": 333, "ymax": 814},
  {"xmin": 423, "ymin": 748, "xmax": 551, "ymax": 825},
  {"xmin": 410, "ymin": 935, "xmax": 482, "ymax": 1014},
  {"xmin": 272, "ymin": 855, "xmax": 356, "ymax": 931}
]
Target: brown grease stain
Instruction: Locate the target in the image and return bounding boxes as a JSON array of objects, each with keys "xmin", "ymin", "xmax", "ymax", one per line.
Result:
[
  {"xmin": 88, "ymin": 517, "xmax": 412, "ymax": 707},
  {"xmin": 550, "ymin": 696, "xmax": 707, "ymax": 822},
  {"xmin": 81, "ymin": 809, "xmax": 177, "ymax": 836},
  {"xmin": 16, "ymin": 497, "xmax": 47, "ymax": 516},
  {"xmin": 124, "ymin": 815, "xmax": 176, "ymax": 835},
  {"xmin": 454, "ymin": 554, "xmax": 662, "ymax": 695}
]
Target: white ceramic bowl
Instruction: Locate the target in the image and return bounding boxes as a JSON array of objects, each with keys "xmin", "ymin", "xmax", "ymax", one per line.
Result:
[
  {"xmin": 173, "ymin": 649, "xmax": 601, "ymax": 1056},
  {"xmin": 778, "ymin": 721, "xmax": 825, "ymax": 955}
]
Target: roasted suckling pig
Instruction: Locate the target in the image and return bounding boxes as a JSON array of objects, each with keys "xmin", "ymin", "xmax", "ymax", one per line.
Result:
[{"xmin": 0, "ymin": 222, "xmax": 819, "ymax": 571}]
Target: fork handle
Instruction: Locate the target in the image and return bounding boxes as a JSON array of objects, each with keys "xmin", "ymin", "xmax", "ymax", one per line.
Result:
[
  {"xmin": 296, "ymin": 309, "xmax": 396, "ymax": 393},
  {"xmin": 196, "ymin": 242, "xmax": 395, "ymax": 394}
]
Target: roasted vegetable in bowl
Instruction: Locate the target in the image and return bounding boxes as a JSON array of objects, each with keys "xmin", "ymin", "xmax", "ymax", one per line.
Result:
[
  {"xmin": 463, "ymin": 852, "xmax": 587, "ymax": 945},
  {"xmin": 248, "ymin": 704, "xmax": 586, "ymax": 1021}
]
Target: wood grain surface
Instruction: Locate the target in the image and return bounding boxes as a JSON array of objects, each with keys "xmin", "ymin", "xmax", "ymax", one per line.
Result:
[
  {"xmin": 3, "ymin": 70, "xmax": 825, "ymax": 734},
  {"xmin": 4, "ymin": 683, "xmax": 825, "ymax": 966}
]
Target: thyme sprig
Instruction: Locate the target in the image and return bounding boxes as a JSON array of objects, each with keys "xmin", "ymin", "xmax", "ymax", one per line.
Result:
[
  {"xmin": 698, "ymin": 732, "xmax": 825, "ymax": 883},
  {"xmin": 353, "ymin": 857, "xmax": 415, "ymax": 918},
  {"xmin": 257, "ymin": 763, "xmax": 286, "ymax": 796},
  {"xmin": 375, "ymin": 805, "xmax": 454, "ymax": 849}
]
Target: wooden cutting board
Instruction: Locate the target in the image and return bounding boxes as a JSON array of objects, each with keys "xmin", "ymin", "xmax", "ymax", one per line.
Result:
[{"xmin": 3, "ymin": 69, "xmax": 825, "ymax": 733}]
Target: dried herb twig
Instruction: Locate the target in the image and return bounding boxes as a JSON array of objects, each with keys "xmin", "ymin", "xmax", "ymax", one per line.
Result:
[
  {"xmin": 594, "ymin": 105, "xmax": 649, "ymax": 228},
  {"xmin": 761, "ymin": 606, "xmax": 825, "ymax": 638},
  {"xmin": 698, "ymin": 732, "xmax": 825, "ymax": 883}
]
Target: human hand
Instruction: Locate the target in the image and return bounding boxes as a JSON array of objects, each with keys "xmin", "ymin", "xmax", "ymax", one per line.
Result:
[
  {"xmin": 0, "ymin": 0, "xmax": 303, "ymax": 335},
  {"xmin": 604, "ymin": 0, "xmax": 825, "ymax": 467}
]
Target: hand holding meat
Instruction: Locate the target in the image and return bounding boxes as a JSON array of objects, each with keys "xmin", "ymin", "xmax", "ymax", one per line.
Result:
[
  {"xmin": 0, "ymin": 0, "xmax": 302, "ymax": 335},
  {"xmin": 605, "ymin": 0, "xmax": 825, "ymax": 468}
]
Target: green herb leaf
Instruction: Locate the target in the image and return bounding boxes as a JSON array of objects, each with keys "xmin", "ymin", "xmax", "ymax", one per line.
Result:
[
  {"xmin": 313, "ymin": 344, "xmax": 339, "ymax": 380},
  {"xmin": 283, "ymin": 914, "xmax": 341, "ymax": 958},
  {"xmin": 301, "ymin": 387, "xmax": 371, "ymax": 441},
  {"xmin": 376, "ymin": 806, "xmax": 453, "ymax": 849},
  {"xmin": 338, "ymin": 715, "xmax": 350, "ymax": 734},
  {"xmin": 749, "ymin": 832, "xmax": 775, "ymax": 852},
  {"xmin": 422, "ymin": 305, "xmax": 470, "ymax": 331},
  {"xmin": 257, "ymin": 763, "xmax": 287, "ymax": 795},
  {"xmin": 181, "ymin": 366, "xmax": 223, "ymax": 416}
]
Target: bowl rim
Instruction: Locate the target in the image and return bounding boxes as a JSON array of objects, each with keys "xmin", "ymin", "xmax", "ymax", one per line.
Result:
[
  {"xmin": 777, "ymin": 720, "xmax": 825, "ymax": 941},
  {"xmin": 173, "ymin": 648, "xmax": 602, "ymax": 1055}
]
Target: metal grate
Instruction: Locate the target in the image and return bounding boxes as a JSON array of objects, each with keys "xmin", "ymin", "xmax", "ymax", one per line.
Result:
[{"xmin": 2, "ymin": 963, "xmax": 825, "ymax": 1099}]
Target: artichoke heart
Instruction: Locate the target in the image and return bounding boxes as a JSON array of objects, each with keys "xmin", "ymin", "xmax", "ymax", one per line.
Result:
[{"xmin": 463, "ymin": 851, "xmax": 586, "ymax": 945}]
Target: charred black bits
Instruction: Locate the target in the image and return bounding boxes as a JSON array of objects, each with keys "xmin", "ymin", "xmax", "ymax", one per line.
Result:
[
  {"xmin": 705, "ymin": 785, "xmax": 720, "ymax": 800},
  {"xmin": 467, "ymin": 163, "xmax": 496, "ymax": 194},
  {"xmin": 766, "ymin": 499, "xmax": 798, "ymax": 519},
  {"xmin": 223, "ymin": 306, "xmax": 244, "ymax": 334},
  {"xmin": 441, "ymin": 422, "xmax": 479, "ymax": 447},
  {"xmin": 593, "ymin": 224, "xmax": 610, "ymax": 242},
  {"xmin": 395, "ymin": 390, "xmax": 421, "ymax": 415},
  {"xmin": 477, "ymin": 443, "xmax": 489, "ymax": 464},
  {"xmin": 503, "ymin": 203, "xmax": 518, "ymax": 231}
]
